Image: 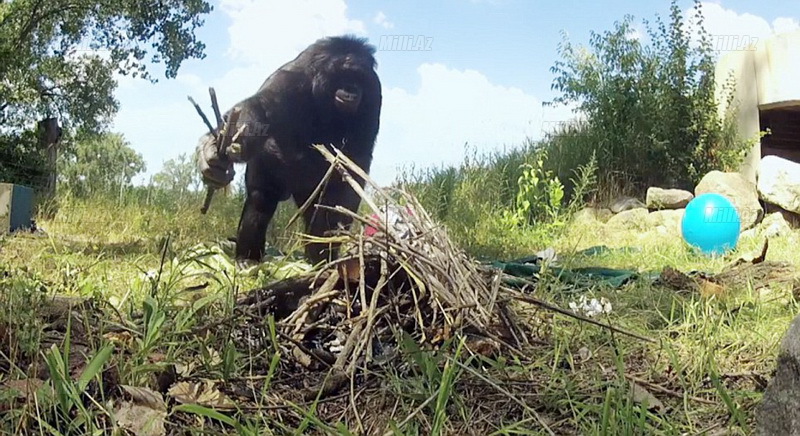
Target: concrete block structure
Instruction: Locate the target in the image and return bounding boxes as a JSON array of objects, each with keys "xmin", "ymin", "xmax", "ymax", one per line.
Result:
[
  {"xmin": 0, "ymin": 183, "xmax": 34, "ymax": 234},
  {"xmin": 714, "ymin": 29, "xmax": 800, "ymax": 182}
]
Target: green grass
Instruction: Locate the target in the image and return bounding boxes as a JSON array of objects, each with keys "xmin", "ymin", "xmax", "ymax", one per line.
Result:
[{"xmin": 1, "ymin": 165, "xmax": 798, "ymax": 434}]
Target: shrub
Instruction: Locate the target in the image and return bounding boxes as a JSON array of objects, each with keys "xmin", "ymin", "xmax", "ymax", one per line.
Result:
[{"xmin": 544, "ymin": 0, "xmax": 752, "ymax": 198}]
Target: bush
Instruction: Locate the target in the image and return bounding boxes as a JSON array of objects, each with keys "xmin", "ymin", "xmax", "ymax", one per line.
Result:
[{"xmin": 543, "ymin": 0, "xmax": 752, "ymax": 198}]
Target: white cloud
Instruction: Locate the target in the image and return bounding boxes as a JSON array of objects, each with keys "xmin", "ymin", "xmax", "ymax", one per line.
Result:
[
  {"xmin": 371, "ymin": 63, "xmax": 562, "ymax": 185},
  {"xmin": 373, "ymin": 11, "xmax": 394, "ymax": 29},
  {"xmin": 626, "ymin": 27, "xmax": 643, "ymax": 41},
  {"xmin": 772, "ymin": 17, "xmax": 800, "ymax": 36},
  {"xmin": 686, "ymin": 3, "xmax": 799, "ymax": 52},
  {"xmin": 220, "ymin": 0, "xmax": 366, "ymax": 69}
]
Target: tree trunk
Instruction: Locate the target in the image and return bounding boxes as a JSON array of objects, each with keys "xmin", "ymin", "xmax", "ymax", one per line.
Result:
[{"xmin": 37, "ymin": 117, "xmax": 61, "ymax": 199}]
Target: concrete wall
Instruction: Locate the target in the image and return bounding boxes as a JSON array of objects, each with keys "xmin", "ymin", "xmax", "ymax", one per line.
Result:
[{"xmin": 714, "ymin": 29, "xmax": 800, "ymax": 182}]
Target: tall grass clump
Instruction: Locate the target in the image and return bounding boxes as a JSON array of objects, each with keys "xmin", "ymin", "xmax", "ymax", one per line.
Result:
[
  {"xmin": 45, "ymin": 185, "xmax": 301, "ymax": 255},
  {"xmin": 543, "ymin": 0, "xmax": 755, "ymax": 199},
  {"xmin": 397, "ymin": 141, "xmax": 597, "ymax": 259}
]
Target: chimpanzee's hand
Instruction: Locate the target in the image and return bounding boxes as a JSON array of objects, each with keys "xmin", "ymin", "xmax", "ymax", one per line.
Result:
[
  {"xmin": 225, "ymin": 142, "xmax": 246, "ymax": 163},
  {"xmin": 196, "ymin": 132, "xmax": 235, "ymax": 189}
]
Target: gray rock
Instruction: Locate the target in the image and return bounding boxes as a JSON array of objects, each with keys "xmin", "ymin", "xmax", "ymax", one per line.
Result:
[
  {"xmin": 572, "ymin": 207, "xmax": 613, "ymax": 225},
  {"xmin": 646, "ymin": 209, "xmax": 685, "ymax": 234},
  {"xmin": 606, "ymin": 208, "xmax": 649, "ymax": 230},
  {"xmin": 740, "ymin": 213, "xmax": 793, "ymax": 241},
  {"xmin": 739, "ymin": 228, "xmax": 759, "ymax": 240},
  {"xmin": 646, "ymin": 187, "xmax": 694, "ymax": 210},
  {"xmin": 695, "ymin": 170, "xmax": 763, "ymax": 230},
  {"xmin": 595, "ymin": 207, "xmax": 614, "ymax": 223},
  {"xmin": 758, "ymin": 155, "xmax": 800, "ymax": 214},
  {"xmin": 609, "ymin": 196, "xmax": 646, "ymax": 214},
  {"xmin": 765, "ymin": 203, "xmax": 800, "ymax": 229},
  {"xmin": 761, "ymin": 212, "xmax": 793, "ymax": 239},
  {"xmin": 756, "ymin": 312, "xmax": 800, "ymax": 435},
  {"xmin": 572, "ymin": 207, "xmax": 598, "ymax": 225},
  {"xmin": 594, "ymin": 208, "xmax": 614, "ymax": 223}
]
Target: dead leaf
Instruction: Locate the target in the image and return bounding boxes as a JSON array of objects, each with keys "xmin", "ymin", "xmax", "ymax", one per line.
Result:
[
  {"xmin": 292, "ymin": 345, "xmax": 314, "ymax": 368},
  {"xmin": 630, "ymin": 381, "xmax": 665, "ymax": 413},
  {"xmin": 104, "ymin": 331, "xmax": 134, "ymax": 347},
  {"xmin": 168, "ymin": 380, "xmax": 237, "ymax": 410},
  {"xmin": 175, "ymin": 361, "xmax": 197, "ymax": 378},
  {"xmin": 338, "ymin": 257, "xmax": 363, "ymax": 282},
  {"xmin": 465, "ymin": 338, "xmax": 500, "ymax": 357},
  {"xmin": 120, "ymin": 385, "xmax": 166, "ymax": 411},
  {"xmin": 2, "ymin": 378, "xmax": 45, "ymax": 401},
  {"xmin": 114, "ymin": 400, "xmax": 167, "ymax": 436},
  {"xmin": 205, "ymin": 347, "xmax": 222, "ymax": 366},
  {"xmin": 699, "ymin": 279, "xmax": 726, "ymax": 298}
]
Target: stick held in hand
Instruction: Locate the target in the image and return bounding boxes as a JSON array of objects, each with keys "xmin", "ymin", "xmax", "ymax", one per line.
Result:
[
  {"xmin": 200, "ymin": 105, "xmax": 242, "ymax": 214},
  {"xmin": 188, "ymin": 96, "xmax": 216, "ymax": 136}
]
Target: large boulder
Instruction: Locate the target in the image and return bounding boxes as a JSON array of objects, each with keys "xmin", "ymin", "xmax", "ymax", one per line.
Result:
[
  {"xmin": 756, "ymin": 313, "xmax": 800, "ymax": 435},
  {"xmin": 645, "ymin": 209, "xmax": 685, "ymax": 235},
  {"xmin": 646, "ymin": 187, "xmax": 694, "ymax": 210},
  {"xmin": 758, "ymin": 155, "xmax": 800, "ymax": 214},
  {"xmin": 740, "ymin": 212, "xmax": 794, "ymax": 241},
  {"xmin": 606, "ymin": 208, "xmax": 649, "ymax": 230},
  {"xmin": 695, "ymin": 171, "xmax": 763, "ymax": 230}
]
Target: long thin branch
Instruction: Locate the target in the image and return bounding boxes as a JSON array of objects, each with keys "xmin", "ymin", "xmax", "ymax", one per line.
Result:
[
  {"xmin": 624, "ymin": 374, "xmax": 716, "ymax": 405},
  {"xmin": 508, "ymin": 292, "xmax": 656, "ymax": 344}
]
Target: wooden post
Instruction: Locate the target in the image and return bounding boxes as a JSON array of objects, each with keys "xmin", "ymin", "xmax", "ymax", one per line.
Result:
[{"xmin": 37, "ymin": 117, "xmax": 61, "ymax": 199}]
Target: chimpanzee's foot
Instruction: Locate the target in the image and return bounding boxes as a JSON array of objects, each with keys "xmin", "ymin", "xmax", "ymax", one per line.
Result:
[{"xmin": 235, "ymin": 258, "xmax": 260, "ymax": 270}]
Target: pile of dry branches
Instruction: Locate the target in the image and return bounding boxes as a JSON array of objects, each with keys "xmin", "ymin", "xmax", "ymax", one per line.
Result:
[
  {"xmin": 234, "ymin": 145, "xmax": 650, "ymax": 387},
  {"xmin": 236, "ymin": 146, "xmax": 535, "ymax": 377}
]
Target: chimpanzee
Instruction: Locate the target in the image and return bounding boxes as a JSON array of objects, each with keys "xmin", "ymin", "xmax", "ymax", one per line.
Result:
[{"xmin": 196, "ymin": 35, "xmax": 382, "ymax": 265}]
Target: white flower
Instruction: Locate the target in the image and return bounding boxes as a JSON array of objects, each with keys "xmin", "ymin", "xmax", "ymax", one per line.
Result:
[{"xmin": 568, "ymin": 296, "xmax": 612, "ymax": 318}]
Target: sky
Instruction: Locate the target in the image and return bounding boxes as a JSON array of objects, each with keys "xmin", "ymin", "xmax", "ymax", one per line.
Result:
[{"xmin": 104, "ymin": 0, "xmax": 800, "ymax": 187}]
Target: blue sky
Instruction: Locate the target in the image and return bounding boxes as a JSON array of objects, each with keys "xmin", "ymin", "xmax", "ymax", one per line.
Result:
[{"xmin": 107, "ymin": 0, "xmax": 800, "ymax": 187}]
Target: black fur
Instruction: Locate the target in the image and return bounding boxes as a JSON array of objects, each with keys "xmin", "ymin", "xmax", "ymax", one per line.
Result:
[{"xmin": 207, "ymin": 35, "xmax": 381, "ymax": 265}]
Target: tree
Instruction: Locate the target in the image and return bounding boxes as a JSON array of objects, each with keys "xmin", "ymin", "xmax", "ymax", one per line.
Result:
[
  {"xmin": 0, "ymin": 130, "xmax": 48, "ymax": 189},
  {"xmin": 59, "ymin": 132, "xmax": 146, "ymax": 196},
  {"xmin": 152, "ymin": 152, "xmax": 201, "ymax": 195},
  {"xmin": 0, "ymin": 0, "xmax": 211, "ymax": 143}
]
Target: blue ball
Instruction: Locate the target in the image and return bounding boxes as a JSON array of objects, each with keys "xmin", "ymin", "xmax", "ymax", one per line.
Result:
[{"xmin": 681, "ymin": 193, "xmax": 741, "ymax": 255}]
